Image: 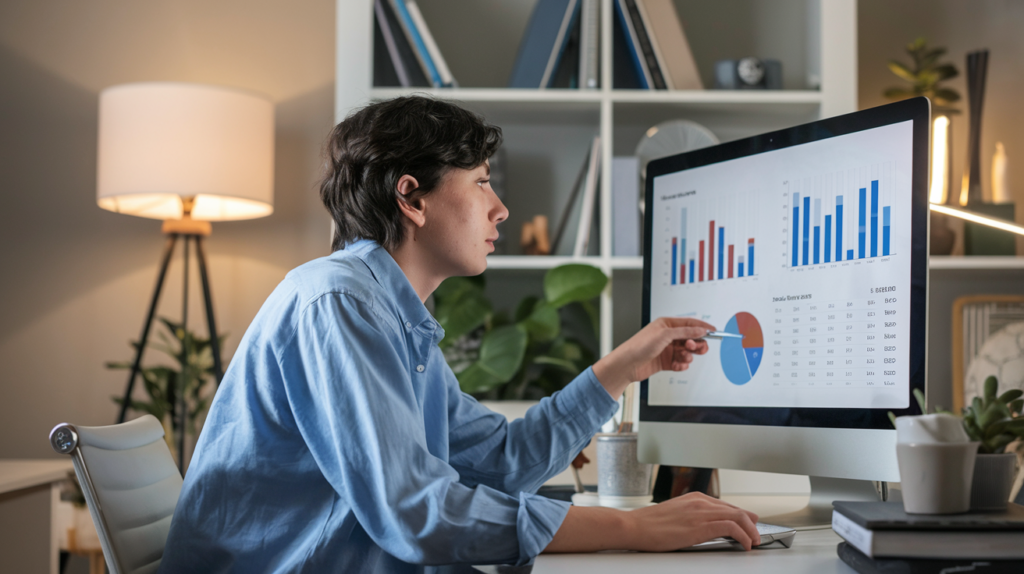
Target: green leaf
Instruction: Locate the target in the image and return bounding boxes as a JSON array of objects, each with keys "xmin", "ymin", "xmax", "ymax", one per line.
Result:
[
  {"xmin": 579, "ymin": 300, "xmax": 600, "ymax": 336},
  {"xmin": 888, "ymin": 60, "xmax": 919, "ymax": 83},
  {"xmin": 932, "ymin": 88, "xmax": 961, "ymax": 105},
  {"xmin": 476, "ymin": 324, "xmax": 528, "ymax": 382},
  {"xmin": 888, "ymin": 411, "xmax": 897, "ymax": 429},
  {"xmin": 931, "ymin": 64, "xmax": 958, "ymax": 81},
  {"xmin": 1010, "ymin": 399, "xmax": 1024, "ymax": 415},
  {"xmin": 521, "ymin": 301, "xmax": 560, "ymax": 342},
  {"xmin": 985, "ymin": 376, "xmax": 999, "ymax": 402},
  {"xmin": 457, "ymin": 363, "xmax": 505, "ymax": 395},
  {"xmin": 434, "ymin": 277, "xmax": 491, "ymax": 348},
  {"xmin": 533, "ymin": 356, "xmax": 579, "ymax": 373},
  {"xmin": 998, "ymin": 389, "xmax": 1023, "ymax": 404},
  {"xmin": 544, "ymin": 264, "xmax": 608, "ymax": 308},
  {"xmin": 514, "ymin": 296, "xmax": 540, "ymax": 322},
  {"xmin": 913, "ymin": 388, "xmax": 926, "ymax": 413}
]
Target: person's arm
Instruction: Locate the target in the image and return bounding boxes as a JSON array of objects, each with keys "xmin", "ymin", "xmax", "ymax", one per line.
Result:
[
  {"xmin": 545, "ymin": 493, "xmax": 762, "ymax": 552},
  {"xmin": 284, "ymin": 293, "xmax": 567, "ymax": 566},
  {"xmin": 445, "ymin": 366, "xmax": 618, "ymax": 495}
]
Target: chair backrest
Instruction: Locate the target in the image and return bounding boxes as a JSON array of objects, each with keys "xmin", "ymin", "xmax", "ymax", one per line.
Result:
[{"xmin": 50, "ymin": 415, "xmax": 182, "ymax": 574}]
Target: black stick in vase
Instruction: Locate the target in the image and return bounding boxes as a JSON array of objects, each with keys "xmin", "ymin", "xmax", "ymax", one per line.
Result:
[{"xmin": 962, "ymin": 49, "xmax": 989, "ymax": 206}]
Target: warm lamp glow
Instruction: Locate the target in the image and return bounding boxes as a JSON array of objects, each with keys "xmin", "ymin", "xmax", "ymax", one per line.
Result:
[
  {"xmin": 97, "ymin": 82, "xmax": 274, "ymax": 221},
  {"xmin": 929, "ymin": 116, "xmax": 949, "ymax": 204}
]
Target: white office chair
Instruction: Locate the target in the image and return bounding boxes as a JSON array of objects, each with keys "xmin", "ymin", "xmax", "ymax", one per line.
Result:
[{"xmin": 49, "ymin": 415, "xmax": 182, "ymax": 574}]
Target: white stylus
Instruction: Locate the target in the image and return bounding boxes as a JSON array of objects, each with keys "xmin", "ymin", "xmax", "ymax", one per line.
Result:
[{"xmin": 703, "ymin": 330, "xmax": 745, "ymax": 340}]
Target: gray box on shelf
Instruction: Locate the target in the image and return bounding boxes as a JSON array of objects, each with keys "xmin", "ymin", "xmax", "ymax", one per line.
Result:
[{"xmin": 612, "ymin": 156, "xmax": 641, "ymax": 256}]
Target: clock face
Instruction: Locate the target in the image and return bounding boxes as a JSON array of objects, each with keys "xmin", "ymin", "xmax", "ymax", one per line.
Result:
[
  {"xmin": 963, "ymin": 322, "xmax": 1024, "ymax": 411},
  {"xmin": 737, "ymin": 57, "xmax": 765, "ymax": 85}
]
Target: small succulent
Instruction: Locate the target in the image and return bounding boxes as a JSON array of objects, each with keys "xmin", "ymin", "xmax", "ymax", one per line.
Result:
[
  {"xmin": 884, "ymin": 37, "xmax": 961, "ymax": 113},
  {"xmin": 962, "ymin": 376, "xmax": 1024, "ymax": 454}
]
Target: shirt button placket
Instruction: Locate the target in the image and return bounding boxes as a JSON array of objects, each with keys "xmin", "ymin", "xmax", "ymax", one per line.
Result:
[{"xmin": 416, "ymin": 364, "xmax": 425, "ymax": 373}]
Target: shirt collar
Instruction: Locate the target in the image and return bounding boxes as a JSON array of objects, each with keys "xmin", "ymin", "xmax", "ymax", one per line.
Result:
[{"xmin": 340, "ymin": 239, "xmax": 443, "ymax": 340}]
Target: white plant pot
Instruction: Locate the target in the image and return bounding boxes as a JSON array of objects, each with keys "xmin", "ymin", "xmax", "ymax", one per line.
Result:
[{"xmin": 970, "ymin": 452, "xmax": 1018, "ymax": 511}]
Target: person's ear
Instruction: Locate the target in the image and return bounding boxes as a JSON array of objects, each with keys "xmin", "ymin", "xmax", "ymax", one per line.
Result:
[{"xmin": 396, "ymin": 174, "xmax": 426, "ymax": 228}]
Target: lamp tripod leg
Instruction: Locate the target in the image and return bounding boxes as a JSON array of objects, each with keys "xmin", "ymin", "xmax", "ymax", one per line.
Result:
[
  {"xmin": 178, "ymin": 236, "xmax": 190, "ymax": 471},
  {"xmin": 195, "ymin": 237, "xmax": 223, "ymax": 383},
  {"xmin": 118, "ymin": 235, "xmax": 178, "ymax": 424}
]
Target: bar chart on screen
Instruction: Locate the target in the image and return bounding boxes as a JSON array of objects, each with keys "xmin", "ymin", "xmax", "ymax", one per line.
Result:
[
  {"xmin": 783, "ymin": 162, "xmax": 896, "ymax": 269},
  {"xmin": 665, "ymin": 190, "xmax": 759, "ymax": 286}
]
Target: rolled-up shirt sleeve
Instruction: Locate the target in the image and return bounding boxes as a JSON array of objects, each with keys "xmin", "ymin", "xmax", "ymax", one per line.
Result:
[{"xmin": 280, "ymin": 292, "xmax": 570, "ymax": 565}]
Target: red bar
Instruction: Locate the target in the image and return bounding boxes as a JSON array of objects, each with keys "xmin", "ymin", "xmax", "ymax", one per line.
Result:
[
  {"xmin": 681, "ymin": 264, "xmax": 686, "ymax": 284},
  {"xmin": 748, "ymin": 237, "xmax": 755, "ymax": 244},
  {"xmin": 728, "ymin": 245, "xmax": 734, "ymax": 278},
  {"xmin": 699, "ymin": 241, "xmax": 705, "ymax": 281},
  {"xmin": 708, "ymin": 220, "xmax": 715, "ymax": 281}
]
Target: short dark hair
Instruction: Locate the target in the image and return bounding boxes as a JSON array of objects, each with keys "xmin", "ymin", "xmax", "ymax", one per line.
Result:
[{"xmin": 320, "ymin": 96, "xmax": 503, "ymax": 251}]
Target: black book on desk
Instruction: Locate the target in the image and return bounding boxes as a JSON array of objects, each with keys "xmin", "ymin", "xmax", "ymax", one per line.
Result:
[
  {"xmin": 832, "ymin": 501, "xmax": 1024, "ymax": 560},
  {"xmin": 838, "ymin": 542, "xmax": 1024, "ymax": 574}
]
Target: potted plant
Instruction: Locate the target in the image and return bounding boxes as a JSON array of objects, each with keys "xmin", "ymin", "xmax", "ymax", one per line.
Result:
[
  {"xmin": 961, "ymin": 376, "xmax": 1024, "ymax": 510},
  {"xmin": 433, "ymin": 264, "xmax": 608, "ymax": 401},
  {"xmin": 108, "ymin": 317, "xmax": 225, "ymax": 468}
]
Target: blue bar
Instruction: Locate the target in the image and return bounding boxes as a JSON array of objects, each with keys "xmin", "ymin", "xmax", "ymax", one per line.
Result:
[
  {"xmin": 689, "ymin": 259, "xmax": 694, "ymax": 283},
  {"xmin": 680, "ymin": 208, "xmax": 687, "ymax": 280},
  {"xmin": 792, "ymin": 193, "xmax": 800, "ymax": 267},
  {"xmin": 870, "ymin": 180, "xmax": 879, "ymax": 257},
  {"xmin": 813, "ymin": 226, "xmax": 820, "ymax": 264},
  {"xmin": 803, "ymin": 196, "xmax": 810, "ymax": 265},
  {"xmin": 847, "ymin": 249, "xmax": 854, "ymax": 260},
  {"xmin": 883, "ymin": 206, "xmax": 891, "ymax": 256},
  {"xmin": 858, "ymin": 187, "xmax": 866, "ymax": 259},
  {"xmin": 748, "ymin": 243, "xmax": 754, "ymax": 275},
  {"xmin": 824, "ymin": 215, "xmax": 832, "ymax": 263},
  {"xmin": 836, "ymin": 196, "xmax": 844, "ymax": 261},
  {"xmin": 738, "ymin": 262, "xmax": 744, "ymax": 277},
  {"xmin": 671, "ymin": 240, "xmax": 677, "ymax": 284},
  {"xmin": 718, "ymin": 226, "xmax": 725, "ymax": 279}
]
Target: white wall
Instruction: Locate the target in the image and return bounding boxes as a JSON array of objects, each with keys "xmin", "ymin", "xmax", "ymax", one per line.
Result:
[{"xmin": 0, "ymin": 0, "xmax": 335, "ymax": 459}]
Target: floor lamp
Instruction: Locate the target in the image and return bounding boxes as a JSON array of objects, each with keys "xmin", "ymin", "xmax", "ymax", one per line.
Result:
[{"xmin": 97, "ymin": 82, "xmax": 274, "ymax": 468}]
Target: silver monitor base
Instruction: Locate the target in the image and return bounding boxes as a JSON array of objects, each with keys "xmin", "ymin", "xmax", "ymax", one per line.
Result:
[{"xmin": 760, "ymin": 476, "xmax": 881, "ymax": 531}]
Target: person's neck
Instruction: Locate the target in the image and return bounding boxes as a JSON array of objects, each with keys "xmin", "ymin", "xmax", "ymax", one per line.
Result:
[{"xmin": 386, "ymin": 238, "xmax": 446, "ymax": 303}]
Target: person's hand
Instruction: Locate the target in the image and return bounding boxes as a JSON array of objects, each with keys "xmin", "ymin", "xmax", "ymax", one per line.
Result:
[
  {"xmin": 624, "ymin": 492, "xmax": 761, "ymax": 551},
  {"xmin": 592, "ymin": 317, "xmax": 714, "ymax": 397}
]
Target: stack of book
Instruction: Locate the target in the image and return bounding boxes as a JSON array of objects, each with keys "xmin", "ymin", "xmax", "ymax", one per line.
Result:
[
  {"xmin": 508, "ymin": 0, "xmax": 702, "ymax": 90},
  {"xmin": 832, "ymin": 501, "xmax": 1024, "ymax": 574},
  {"xmin": 373, "ymin": 0, "xmax": 455, "ymax": 88}
]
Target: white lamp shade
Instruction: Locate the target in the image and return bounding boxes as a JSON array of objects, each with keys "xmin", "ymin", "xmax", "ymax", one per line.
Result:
[{"xmin": 97, "ymin": 82, "xmax": 274, "ymax": 221}]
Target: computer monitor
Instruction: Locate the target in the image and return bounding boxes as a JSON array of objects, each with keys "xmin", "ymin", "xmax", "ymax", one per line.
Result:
[{"xmin": 639, "ymin": 97, "xmax": 930, "ymax": 527}]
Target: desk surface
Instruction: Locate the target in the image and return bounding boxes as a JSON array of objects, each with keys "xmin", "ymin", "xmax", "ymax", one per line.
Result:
[
  {"xmin": 532, "ymin": 495, "xmax": 853, "ymax": 574},
  {"xmin": 0, "ymin": 459, "xmax": 73, "ymax": 495}
]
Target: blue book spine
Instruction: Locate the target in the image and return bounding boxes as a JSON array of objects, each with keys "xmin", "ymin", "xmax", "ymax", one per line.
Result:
[
  {"xmin": 509, "ymin": 0, "xmax": 576, "ymax": 88},
  {"xmin": 390, "ymin": 0, "xmax": 442, "ymax": 87},
  {"xmin": 614, "ymin": 0, "xmax": 649, "ymax": 89}
]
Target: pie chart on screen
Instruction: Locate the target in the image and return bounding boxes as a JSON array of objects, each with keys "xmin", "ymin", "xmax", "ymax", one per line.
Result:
[{"xmin": 720, "ymin": 312, "xmax": 764, "ymax": 385}]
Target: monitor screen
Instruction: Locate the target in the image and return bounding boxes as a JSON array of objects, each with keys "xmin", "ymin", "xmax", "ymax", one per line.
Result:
[{"xmin": 640, "ymin": 98, "xmax": 929, "ymax": 431}]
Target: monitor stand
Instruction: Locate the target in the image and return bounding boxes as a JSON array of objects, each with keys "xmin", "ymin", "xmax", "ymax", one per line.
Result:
[{"xmin": 760, "ymin": 476, "xmax": 881, "ymax": 531}]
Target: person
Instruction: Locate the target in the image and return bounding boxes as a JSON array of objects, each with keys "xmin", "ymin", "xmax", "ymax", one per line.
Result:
[{"xmin": 159, "ymin": 96, "xmax": 760, "ymax": 573}]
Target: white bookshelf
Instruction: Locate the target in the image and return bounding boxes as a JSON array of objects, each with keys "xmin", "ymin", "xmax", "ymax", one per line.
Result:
[{"xmin": 336, "ymin": 0, "xmax": 858, "ymax": 356}]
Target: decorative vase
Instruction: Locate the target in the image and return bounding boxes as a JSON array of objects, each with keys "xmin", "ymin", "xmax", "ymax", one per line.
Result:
[{"xmin": 970, "ymin": 452, "xmax": 1018, "ymax": 511}]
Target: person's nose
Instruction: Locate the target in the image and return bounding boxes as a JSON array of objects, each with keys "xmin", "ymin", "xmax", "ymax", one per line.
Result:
[{"xmin": 491, "ymin": 192, "xmax": 509, "ymax": 223}]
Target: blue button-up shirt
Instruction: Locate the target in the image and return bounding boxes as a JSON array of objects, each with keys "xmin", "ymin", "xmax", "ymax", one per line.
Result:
[{"xmin": 159, "ymin": 239, "xmax": 619, "ymax": 573}]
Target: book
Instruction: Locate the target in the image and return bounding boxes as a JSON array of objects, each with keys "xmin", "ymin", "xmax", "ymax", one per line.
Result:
[
  {"xmin": 612, "ymin": 6, "xmax": 643, "ymax": 89},
  {"xmin": 549, "ymin": 12, "xmax": 581, "ymax": 89},
  {"xmin": 373, "ymin": 0, "xmax": 430, "ymax": 87},
  {"xmin": 578, "ymin": 0, "xmax": 600, "ymax": 89},
  {"xmin": 622, "ymin": 0, "xmax": 666, "ymax": 89},
  {"xmin": 509, "ymin": 0, "xmax": 581, "ymax": 88},
  {"xmin": 405, "ymin": 0, "xmax": 455, "ymax": 87},
  {"xmin": 612, "ymin": 156, "xmax": 640, "ymax": 256},
  {"xmin": 636, "ymin": 0, "xmax": 703, "ymax": 90},
  {"xmin": 388, "ymin": 0, "xmax": 442, "ymax": 87},
  {"xmin": 614, "ymin": 0, "xmax": 652, "ymax": 89},
  {"xmin": 574, "ymin": 136, "xmax": 602, "ymax": 256},
  {"xmin": 838, "ymin": 542, "xmax": 1024, "ymax": 574},
  {"xmin": 551, "ymin": 147, "xmax": 592, "ymax": 254},
  {"xmin": 832, "ymin": 502, "xmax": 1024, "ymax": 559}
]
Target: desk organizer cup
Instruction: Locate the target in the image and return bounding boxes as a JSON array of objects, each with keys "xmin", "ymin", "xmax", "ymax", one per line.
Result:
[
  {"xmin": 596, "ymin": 433, "xmax": 653, "ymax": 504},
  {"xmin": 895, "ymin": 414, "xmax": 978, "ymax": 514}
]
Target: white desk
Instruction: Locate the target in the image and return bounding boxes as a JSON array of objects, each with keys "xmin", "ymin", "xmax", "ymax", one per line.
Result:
[
  {"xmin": 532, "ymin": 495, "xmax": 854, "ymax": 574},
  {"xmin": 0, "ymin": 459, "xmax": 74, "ymax": 574}
]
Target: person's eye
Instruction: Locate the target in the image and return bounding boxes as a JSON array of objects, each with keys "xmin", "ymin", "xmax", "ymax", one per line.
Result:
[{"xmin": 478, "ymin": 179, "xmax": 490, "ymax": 187}]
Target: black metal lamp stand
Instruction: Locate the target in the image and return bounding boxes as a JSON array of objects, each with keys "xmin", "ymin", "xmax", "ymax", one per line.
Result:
[{"xmin": 116, "ymin": 212, "xmax": 224, "ymax": 471}]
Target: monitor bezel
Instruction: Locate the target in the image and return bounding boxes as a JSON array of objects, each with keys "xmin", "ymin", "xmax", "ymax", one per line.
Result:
[{"xmin": 640, "ymin": 97, "xmax": 930, "ymax": 430}]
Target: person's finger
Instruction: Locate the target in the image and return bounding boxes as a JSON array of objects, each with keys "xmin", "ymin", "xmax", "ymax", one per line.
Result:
[
  {"xmin": 666, "ymin": 326, "xmax": 714, "ymax": 342},
  {"xmin": 704, "ymin": 520, "xmax": 754, "ymax": 551},
  {"xmin": 660, "ymin": 317, "xmax": 716, "ymax": 331}
]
